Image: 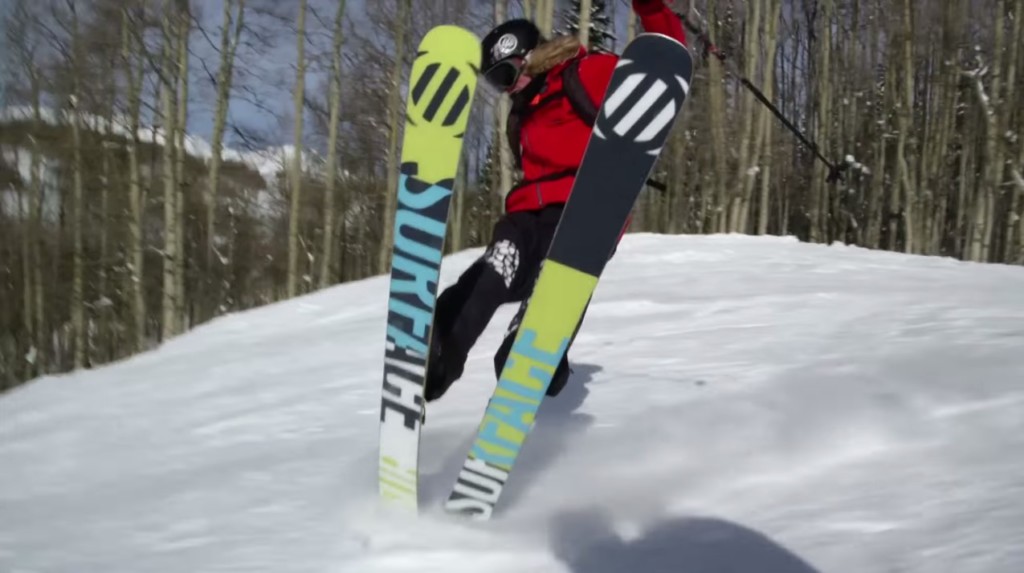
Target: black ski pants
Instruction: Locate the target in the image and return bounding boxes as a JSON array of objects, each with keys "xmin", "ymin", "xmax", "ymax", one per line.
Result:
[{"xmin": 431, "ymin": 205, "xmax": 588, "ymax": 398}]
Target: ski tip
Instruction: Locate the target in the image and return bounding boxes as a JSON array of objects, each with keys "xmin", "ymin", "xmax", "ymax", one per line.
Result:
[
  {"xmin": 627, "ymin": 33, "xmax": 693, "ymax": 65},
  {"xmin": 419, "ymin": 25, "xmax": 482, "ymax": 63}
]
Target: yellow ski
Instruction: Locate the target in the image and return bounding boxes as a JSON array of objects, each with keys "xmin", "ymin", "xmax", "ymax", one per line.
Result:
[{"xmin": 377, "ymin": 25, "xmax": 480, "ymax": 511}]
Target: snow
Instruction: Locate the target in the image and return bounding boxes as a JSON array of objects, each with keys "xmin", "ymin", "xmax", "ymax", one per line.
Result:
[{"xmin": 2, "ymin": 233, "xmax": 1024, "ymax": 573}]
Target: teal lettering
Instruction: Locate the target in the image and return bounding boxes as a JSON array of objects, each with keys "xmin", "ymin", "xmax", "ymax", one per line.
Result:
[
  {"xmin": 489, "ymin": 394, "xmax": 534, "ymax": 434},
  {"xmin": 470, "ymin": 420, "xmax": 517, "ymax": 468},
  {"xmin": 512, "ymin": 329, "xmax": 569, "ymax": 368},
  {"xmin": 390, "ymin": 254, "xmax": 437, "ymax": 309},
  {"xmin": 387, "ymin": 297, "xmax": 432, "ymax": 339},
  {"xmin": 387, "ymin": 325, "xmax": 428, "ymax": 355},
  {"xmin": 397, "ymin": 174, "xmax": 451, "ymax": 209},
  {"xmin": 394, "ymin": 209, "xmax": 445, "ymax": 264},
  {"xmin": 495, "ymin": 362, "xmax": 547, "ymax": 401}
]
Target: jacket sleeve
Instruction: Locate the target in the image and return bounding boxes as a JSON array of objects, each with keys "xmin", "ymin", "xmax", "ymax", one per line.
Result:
[
  {"xmin": 577, "ymin": 54, "xmax": 620, "ymax": 110},
  {"xmin": 632, "ymin": 0, "xmax": 687, "ymax": 45},
  {"xmin": 577, "ymin": 2, "xmax": 687, "ymax": 107}
]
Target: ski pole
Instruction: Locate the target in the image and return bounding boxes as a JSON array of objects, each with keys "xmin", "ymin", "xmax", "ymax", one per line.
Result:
[{"xmin": 673, "ymin": 9, "xmax": 848, "ymax": 183}]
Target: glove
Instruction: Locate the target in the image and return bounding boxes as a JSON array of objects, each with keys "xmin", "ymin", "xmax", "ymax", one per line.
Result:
[{"xmin": 632, "ymin": 0, "xmax": 668, "ymax": 16}]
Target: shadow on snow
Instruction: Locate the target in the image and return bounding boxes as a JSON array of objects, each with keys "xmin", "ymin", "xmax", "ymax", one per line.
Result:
[{"xmin": 550, "ymin": 508, "xmax": 824, "ymax": 573}]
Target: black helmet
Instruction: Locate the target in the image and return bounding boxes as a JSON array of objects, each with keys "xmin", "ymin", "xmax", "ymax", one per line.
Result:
[{"xmin": 480, "ymin": 19, "xmax": 542, "ymax": 90}]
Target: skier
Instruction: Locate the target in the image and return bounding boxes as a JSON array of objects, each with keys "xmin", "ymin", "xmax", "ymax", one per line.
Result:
[{"xmin": 424, "ymin": 0, "xmax": 687, "ymax": 402}]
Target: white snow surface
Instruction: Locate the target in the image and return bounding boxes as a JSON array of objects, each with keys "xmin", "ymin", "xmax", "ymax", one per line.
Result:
[{"xmin": 2, "ymin": 233, "xmax": 1024, "ymax": 573}]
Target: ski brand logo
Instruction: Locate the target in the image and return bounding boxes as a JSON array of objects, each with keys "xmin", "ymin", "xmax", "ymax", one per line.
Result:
[
  {"xmin": 378, "ymin": 24, "xmax": 482, "ymax": 512},
  {"xmin": 593, "ymin": 58, "xmax": 690, "ymax": 153},
  {"xmin": 469, "ymin": 327, "xmax": 567, "ymax": 467},
  {"xmin": 444, "ymin": 325, "xmax": 568, "ymax": 519},
  {"xmin": 379, "ymin": 168, "xmax": 453, "ymax": 431},
  {"xmin": 493, "ymin": 33, "xmax": 518, "ymax": 60},
  {"xmin": 410, "ymin": 62, "xmax": 474, "ymax": 127},
  {"xmin": 445, "ymin": 457, "xmax": 509, "ymax": 519}
]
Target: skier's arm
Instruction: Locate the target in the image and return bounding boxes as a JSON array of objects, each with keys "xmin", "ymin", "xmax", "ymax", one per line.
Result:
[
  {"xmin": 577, "ymin": 1, "xmax": 687, "ymax": 105},
  {"xmin": 577, "ymin": 54, "xmax": 618, "ymax": 109},
  {"xmin": 632, "ymin": 0, "xmax": 687, "ymax": 46}
]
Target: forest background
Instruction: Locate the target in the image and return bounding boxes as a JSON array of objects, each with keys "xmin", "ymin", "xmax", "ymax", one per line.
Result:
[{"xmin": 1, "ymin": 0, "xmax": 1021, "ymax": 390}]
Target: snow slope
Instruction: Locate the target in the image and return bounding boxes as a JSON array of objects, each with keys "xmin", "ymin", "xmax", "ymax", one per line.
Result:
[{"xmin": 2, "ymin": 234, "xmax": 1023, "ymax": 573}]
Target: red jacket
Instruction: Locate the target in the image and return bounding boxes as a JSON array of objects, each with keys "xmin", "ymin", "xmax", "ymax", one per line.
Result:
[{"xmin": 505, "ymin": 0, "xmax": 687, "ymax": 214}]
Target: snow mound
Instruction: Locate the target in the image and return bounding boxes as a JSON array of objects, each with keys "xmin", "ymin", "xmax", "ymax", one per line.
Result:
[{"xmin": 2, "ymin": 234, "xmax": 1024, "ymax": 573}]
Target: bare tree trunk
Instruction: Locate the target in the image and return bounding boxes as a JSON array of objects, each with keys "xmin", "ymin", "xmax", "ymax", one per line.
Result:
[
  {"xmin": 881, "ymin": 41, "xmax": 901, "ymax": 252},
  {"xmin": 808, "ymin": 0, "xmax": 833, "ymax": 244},
  {"xmin": 30, "ymin": 122, "xmax": 45, "ymax": 370},
  {"xmin": 577, "ymin": 0, "xmax": 592, "ymax": 48},
  {"xmin": 122, "ymin": 5, "xmax": 147, "ymax": 350},
  {"xmin": 626, "ymin": 4, "xmax": 637, "ymax": 43},
  {"xmin": 983, "ymin": 0, "xmax": 1010, "ymax": 262},
  {"xmin": 68, "ymin": 0, "xmax": 86, "ymax": 369},
  {"xmin": 924, "ymin": 0, "xmax": 963, "ymax": 255},
  {"xmin": 539, "ymin": 0, "xmax": 555, "ymax": 37},
  {"xmin": 526, "ymin": 0, "xmax": 555, "ymax": 36},
  {"xmin": 729, "ymin": 0, "xmax": 761, "ymax": 233},
  {"xmin": 967, "ymin": 0, "xmax": 1005, "ymax": 262},
  {"xmin": 18, "ymin": 54, "xmax": 46, "ymax": 370},
  {"xmin": 97, "ymin": 33, "xmax": 122, "ymax": 358},
  {"xmin": 31, "ymin": 137, "xmax": 45, "ymax": 368},
  {"xmin": 175, "ymin": 4, "xmax": 189, "ymax": 327},
  {"xmin": 955, "ymin": 143, "xmax": 971, "ymax": 256},
  {"xmin": 319, "ymin": 0, "xmax": 346, "ymax": 288},
  {"xmin": 98, "ymin": 146, "xmax": 111, "ymax": 362},
  {"xmin": 1016, "ymin": 110, "xmax": 1024, "ymax": 263},
  {"xmin": 867, "ymin": 136, "xmax": 888, "ymax": 249},
  {"xmin": 1014, "ymin": 158, "xmax": 1024, "ymax": 263},
  {"xmin": 999, "ymin": 0, "xmax": 1019, "ymax": 262},
  {"xmin": 206, "ymin": 0, "xmax": 246, "ymax": 296},
  {"xmin": 864, "ymin": 1, "xmax": 883, "ymax": 248},
  {"xmin": 287, "ymin": 0, "xmax": 309, "ymax": 296},
  {"xmin": 895, "ymin": 0, "xmax": 917, "ymax": 254},
  {"xmin": 756, "ymin": 0, "xmax": 782, "ymax": 236},
  {"xmin": 19, "ymin": 147, "xmax": 34, "ymax": 362},
  {"xmin": 706, "ymin": 0, "xmax": 728, "ymax": 234},
  {"xmin": 1017, "ymin": 0, "xmax": 1024, "ymax": 262},
  {"xmin": 779, "ymin": 21, "xmax": 800, "ymax": 238},
  {"xmin": 160, "ymin": 0, "xmax": 181, "ymax": 340},
  {"xmin": 377, "ymin": 0, "xmax": 410, "ymax": 276},
  {"xmin": 495, "ymin": 0, "xmax": 513, "ymax": 225},
  {"xmin": 918, "ymin": 38, "xmax": 938, "ymax": 253}
]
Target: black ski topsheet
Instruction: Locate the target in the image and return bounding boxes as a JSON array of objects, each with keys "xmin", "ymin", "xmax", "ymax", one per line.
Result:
[
  {"xmin": 550, "ymin": 33, "xmax": 694, "ymax": 276},
  {"xmin": 443, "ymin": 33, "xmax": 694, "ymax": 520}
]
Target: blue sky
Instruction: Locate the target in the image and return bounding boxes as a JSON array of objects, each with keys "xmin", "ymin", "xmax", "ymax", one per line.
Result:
[
  {"xmin": 0, "ymin": 0, "xmax": 671, "ymax": 150},
  {"xmin": 186, "ymin": 0, "xmax": 368, "ymax": 148},
  {"xmin": 188, "ymin": 0, "xmax": 648, "ymax": 150}
]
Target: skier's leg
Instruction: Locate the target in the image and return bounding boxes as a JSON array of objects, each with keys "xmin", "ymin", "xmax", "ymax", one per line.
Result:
[
  {"xmin": 424, "ymin": 213, "xmax": 530, "ymax": 402},
  {"xmin": 432, "ymin": 258, "xmax": 486, "ymax": 342},
  {"xmin": 489, "ymin": 204, "xmax": 583, "ymax": 397},
  {"xmin": 492, "ymin": 295, "xmax": 590, "ymax": 397}
]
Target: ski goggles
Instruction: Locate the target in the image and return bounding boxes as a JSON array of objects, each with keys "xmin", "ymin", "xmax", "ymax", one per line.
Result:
[{"xmin": 483, "ymin": 57, "xmax": 525, "ymax": 91}]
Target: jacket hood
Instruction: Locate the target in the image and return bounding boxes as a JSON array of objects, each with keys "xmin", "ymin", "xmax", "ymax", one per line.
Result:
[{"xmin": 523, "ymin": 35, "xmax": 584, "ymax": 76}]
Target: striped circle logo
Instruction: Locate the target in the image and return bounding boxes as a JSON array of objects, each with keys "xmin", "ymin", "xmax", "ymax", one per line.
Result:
[{"xmin": 594, "ymin": 58, "xmax": 691, "ymax": 151}]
